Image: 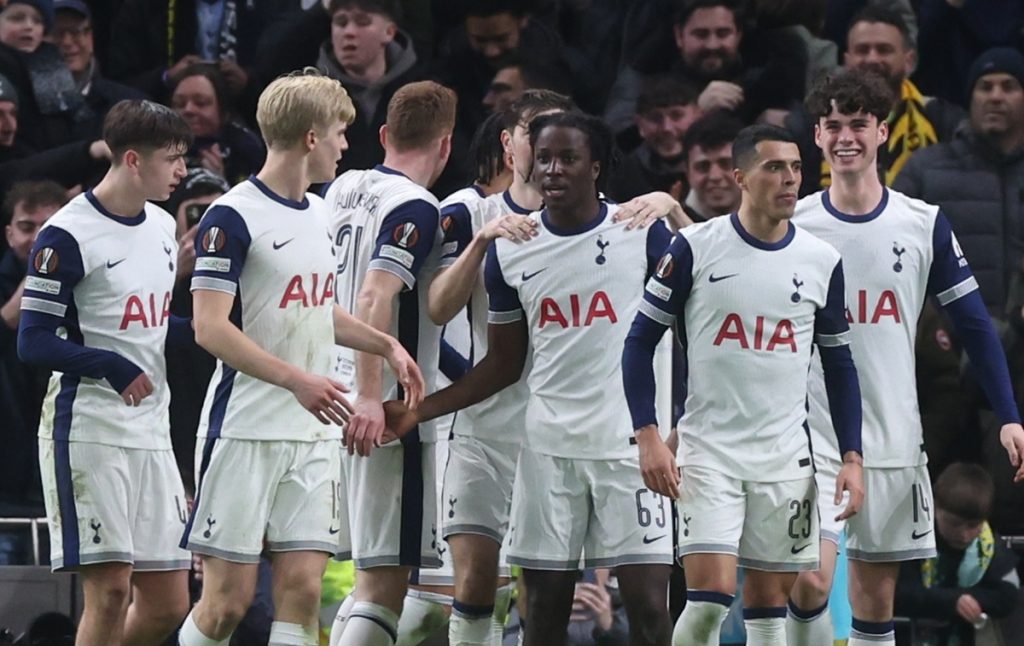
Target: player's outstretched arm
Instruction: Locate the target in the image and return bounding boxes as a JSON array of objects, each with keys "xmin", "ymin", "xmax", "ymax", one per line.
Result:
[
  {"xmin": 613, "ymin": 191, "xmax": 693, "ymax": 231},
  {"xmin": 193, "ymin": 289, "xmax": 352, "ymax": 426}
]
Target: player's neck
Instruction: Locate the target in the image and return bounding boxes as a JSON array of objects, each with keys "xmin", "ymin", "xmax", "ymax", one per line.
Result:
[
  {"xmin": 382, "ymin": 152, "xmax": 435, "ymax": 188},
  {"xmin": 256, "ymin": 152, "xmax": 311, "ymax": 202},
  {"xmin": 546, "ymin": 195, "xmax": 600, "ymax": 230},
  {"xmin": 90, "ymin": 170, "xmax": 147, "ymax": 218},
  {"xmin": 737, "ymin": 206, "xmax": 789, "ymax": 243},
  {"xmin": 828, "ymin": 172, "xmax": 885, "ymax": 216},
  {"xmin": 508, "ymin": 178, "xmax": 542, "ymax": 211}
]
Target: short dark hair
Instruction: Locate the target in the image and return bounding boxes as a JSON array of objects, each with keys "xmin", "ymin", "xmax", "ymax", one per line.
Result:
[
  {"xmin": 683, "ymin": 110, "xmax": 745, "ymax": 161},
  {"xmin": 528, "ymin": 111, "xmax": 615, "ymax": 192},
  {"xmin": 674, "ymin": 0, "xmax": 742, "ymax": 29},
  {"xmin": 172, "ymin": 63, "xmax": 231, "ymax": 119},
  {"xmin": 637, "ymin": 75, "xmax": 700, "ymax": 115},
  {"xmin": 494, "ymin": 52, "xmax": 573, "ymax": 97},
  {"xmin": 102, "ymin": 100, "xmax": 193, "ymax": 159},
  {"xmin": 327, "ymin": 0, "xmax": 401, "ymax": 21},
  {"xmin": 3, "ymin": 180, "xmax": 67, "ymax": 225},
  {"xmin": 805, "ymin": 68, "xmax": 894, "ymax": 122},
  {"xmin": 848, "ymin": 5, "xmax": 912, "ymax": 50},
  {"xmin": 934, "ymin": 462, "xmax": 994, "ymax": 522},
  {"xmin": 470, "ymin": 108, "xmax": 513, "ymax": 185},
  {"xmin": 461, "ymin": 0, "xmax": 533, "ymax": 19},
  {"xmin": 732, "ymin": 123, "xmax": 797, "ymax": 170},
  {"xmin": 508, "ymin": 89, "xmax": 576, "ymax": 130}
]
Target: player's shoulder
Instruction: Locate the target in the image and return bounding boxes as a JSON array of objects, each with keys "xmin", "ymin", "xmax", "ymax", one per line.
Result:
[
  {"xmin": 791, "ymin": 222, "xmax": 841, "ymax": 262},
  {"xmin": 143, "ymin": 201, "xmax": 177, "ymax": 237},
  {"xmin": 41, "ymin": 194, "xmax": 91, "ymax": 235},
  {"xmin": 440, "ymin": 185, "xmax": 487, "ymax": 210},
  {"xmin": 883, "ymin": 188, "xmax": 940, "ymax": 226},
  {"xmin": 383, "ymin": 176, "xmax": 439, "ymax": 212},
  {"xmin": 677, "ymin": 212, "xmax": 730, "ymax": 247},
  {"xmin": 793, "ymin": 191, "xmax": 827, "ymax": 222}
]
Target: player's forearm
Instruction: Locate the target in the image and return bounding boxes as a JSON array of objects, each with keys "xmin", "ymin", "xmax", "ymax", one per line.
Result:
[
  {"xmin": 818, "ymin": 344, "xmax": 863, "ymax": 456},
  {"xmin": 1, "ymin": 279, "xmax": 24, "ymax": 329},
  {"xmin": 417, "ymin": 347, "xmax": 522, "ymax": 422},
  {"xmin": 18, "ymin": 321, "xmax": 139, "ymax": 390},
  {"xmin": 353, "ymin": 288, "xmax": 394, "ymax": 400},
  {"xmin": 622, "ymin": 315, "xmax": 667, "ymax": 430},
  {"xmin": 428, "ymin": 235, "xmax": 488, "ymax": 325},
  {"xmin": 333, "ymin": 304, "xmax": 399, "ymax": 358},
  {"xmin": 194, "ymin": 316, "xmax": 302, "ymax": 391}
]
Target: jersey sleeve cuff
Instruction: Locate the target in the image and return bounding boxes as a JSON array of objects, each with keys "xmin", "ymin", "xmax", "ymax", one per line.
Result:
[
  {"xmin": 936, "ymin": 276, "xmax": 979, "ymax": 306},
  {"xmin": 488, "ymin": 309, "xmax": 523, "ymax": 324},
  {"xmin": 21, "ymin": 296, "xmax": 67, "ymax": 317},
  {"xmin": 638, "ymin": 300, "xmax": 675, "ymax": 326},
  {"xmin": 368, "ymin": 258, "xmax": 416, "ymax": 289}
]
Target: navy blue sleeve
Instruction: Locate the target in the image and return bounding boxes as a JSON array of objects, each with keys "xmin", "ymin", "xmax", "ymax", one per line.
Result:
[
  {"xmin": 929, "ymin": 214, "xmax": 1021, "ymax": 424},
  {"xmin": 190, "ymin": 205, "xmax": 251, "ymax": 295},
  {"xmin": 813, "ymin": 260, "xmax": 862, "ymax": 456},
  {"xmin": 439, "ymin": 338, "xmax": 471, "ymax": 381},
  {"xmin": 484, "ymin": 240, "xmax": 523, "ymax": 322},
  {"xmin": 644, "ymin": 221, "xmax": 674, "ymax": 280},
  {"xmin": 370, "ymin": 199, "xmax": 440, "ymax": 288},
  {"xmin": 17, "ymin": 226, "xmax": 141, "ymax": 392},
  {"xmin": 623, "ymin": 234, "xmax": 694, "ymax": 430},
  {"xmin": 166, "ymin": 315, "xmax": 195, "ymax": 349},
  {"xmin": 439, "ymin": 202, "xmax": 474, "ymax": 269}
]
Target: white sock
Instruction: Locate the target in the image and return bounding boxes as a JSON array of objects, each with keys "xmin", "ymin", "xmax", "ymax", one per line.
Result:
[
  {"xmin": 743, "ymin": 607, "xmax": 788, "ymax": 646},
  {"xmin": 178, "ymin": 611, "xmax": 231, "ymax": 646},
  {"xmin": 490, "ymin": 584, "xmax": 514, "ymax": 645},
  {"xmin": 449, "ymin": 600, "xmax": 494, "ymax": 645},
  {"xmin": 672, "ymin": 592, "xmax": 733, "ymax": 646},
  {"xmin": 329, "ymin": 594, "xmax": 358, "ymax": 646},
  {"xmin": 849, "ymin": 618, "xmax": 895, "ymax": 645},
  {"xmin": 396, "ymin": 592, "xmax": 449, "ymax": 645},
  {"xmin": 268, "ymin": 621, "xmax": 318, "ymax": 646},
  {"xmin": 786, "ymin": 600, "xmax": 832, "ymax": 646},
  {"xmin": 336, "ymin": 601, "xmax": 399, "ymax": 646}
]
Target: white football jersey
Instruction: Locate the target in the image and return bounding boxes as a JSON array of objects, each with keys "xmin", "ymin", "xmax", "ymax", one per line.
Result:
[
  {"xmin": 487, "ymin": 204, "xmax": 672, "ymax": 460},
  {"xmin": 440, "ymin": 188, "xmax": 533, "ymax": 443},
  {"xmin": 795, "ymin": 188, "xmax": 980, "ymax": 467},
  {"xmin": 639, "ymin": 214, "xmax": 849, "ymax": 482},
  {"xmin": 191, "ymin": 178, "xmax": 337, "ymax": 442},
  {"xmin": 23, "ymin": 192, "xmax": 178, "ymax": 449},
  {"xmin": 323, "ymin": 166, "xmax": 443, "ymax": 443}
]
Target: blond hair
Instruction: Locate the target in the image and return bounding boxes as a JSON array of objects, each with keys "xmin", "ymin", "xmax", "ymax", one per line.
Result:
[
  {"xmin": 257, "ymin": 68, "xmax": 356, "ymax": 150},
  {"xmin": 386, "ymin": 81, "xmax": 457, "ymax": 152}
]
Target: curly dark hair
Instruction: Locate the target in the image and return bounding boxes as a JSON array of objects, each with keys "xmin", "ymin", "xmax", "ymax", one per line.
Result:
[
  {"xmin": 528, "ymin": 111, "xmax": 615, "ymax": 193},
  {"xmin": 804, "ymin": 68, "xmax": 894, "ymax": 122}
]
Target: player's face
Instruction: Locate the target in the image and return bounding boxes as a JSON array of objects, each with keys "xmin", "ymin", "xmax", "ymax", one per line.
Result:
[
  {"xmin": 310, "ymin": 119, "xmax": 349, "ymax": 184},
  {"xmin": 0, "ymin": 3, "xmax": 44, "ymax": 53},
  {"xmin": 844, "ymin": 21, "xmax": 913, "ymax": 94},
  {"xmin": 171, "ymin": 75, "xmax": 222, "ymax": 138},
  {"xmin": 935, "ymin": 508, "xmax": 983, "ymax": 550},
  {"xmin": 814, "ymin": 104, "xmax": 888, "ymax": 178},
  {"xmin": 49, "ymin": 11, "xmax": 93, "ymax": 74},
  {"xmin": 674, "ymin": 7, "xmax": 741, "ymax": 80},
  {"xmin": 505, "ymin": 108, "xmax": 562, "ymax": 184},
  {"xmin": 330, "ymin": 8, "xmax": 395, "ymax": 75},
  {"xmin": 465, "ymin": 13, "xmax": 525, "ymax": 68},
  {"xmin": 687, "ymin": 142, "xmax": 740, "ymax": 215},
  {"xmin": 136, "ymin": 145, "xmax": 188, "ymax": 202},
  {"xmin": 636, "ymin": 103, "xmax": 702, "ymax": 158},
  {"xmin": 533, "ymin": 125, "xmax": 598, "ymax": 211},
  {"xmin": 737, "ymin": 141, "xmax": 800, "ymax": 221},
  {"xmin": 970, "ymin": 72, "xmax": 1024, "ymax": 140},
  {"xmin": 483, "ymin": 65, "xmax": 525, "ymax": 113},
  {"xmin": 5, "ymin": 200, "xmax": 59, "ymax": 263},
  {"xmin": 0, "ymin": 101, "xmax": 16, "ymax": 147}
]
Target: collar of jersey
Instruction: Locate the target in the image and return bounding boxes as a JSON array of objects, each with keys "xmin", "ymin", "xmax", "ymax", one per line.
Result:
[
  {"xmin": 541, "ymin": 202, "xmax": 607, "ymax": 237},
  {"xmin": 248, "ymin": 175, "xmax": 309, "ymax": 210},
  {"xmin": 374, "ymin": 164, "xmax": 410, "ymax": 180},
  {"xmin": 502, "ymin": 190, "xmax": 532, "ymax": 215},
  {"xmin": 85, "ymin": 190, "xmax": 146, "ymax": 226},
  {"xmin": 729, "ymin": 212, "xmax": 794, "ymax": 251},
  {"xmin": 822, "ymin": 187, "xmax": 888, "ymax": 224}
]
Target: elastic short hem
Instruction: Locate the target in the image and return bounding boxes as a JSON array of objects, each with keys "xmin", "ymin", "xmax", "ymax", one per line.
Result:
[
  {"xmin": 506, "ymin": 555, "xmax": 578, "ymax": 571},
  {"xmin": 412, "ymin": 573, "xmax": 455, "ymax": 587},
  {"xmin": 441, "ymin": 524, "xmax": 504, "ymax": 544},
  {"xmin": 584, "ymin": 554, "xmax": 674, "ymax": 568},
  {"xmin": 186, "ymin": 542, "xmax": 261, "ymax": 563},
  {"xmin": 353, "ymin": 555, "xmax": 443, "ymax": 569},
  {"xmin": 677, "ymin": 542, "xmax": 738, "ymax": 559},
  {"xmin": 133, "ymin": 559, "xmax": 191, "ymax": 572},
  {"xmin": 847, "ymin": 547, "xmax": 937, "ymax": 562},
  {"xmin": 739, "ymin": 557, "xmax": 819, "ymax": 572},
  {"xmin": 51, "ymin": 550, "xmax": 133, "ymax": 571},
  {"xmin": 407, "ymin": 588, "xmax": 454, "ymax": 605},
  {"xmin": 332, "ymin": 550, "xmax": 353, "ymax": 562},
  {"xmin": 821, "ymin": 530, "xmax": 841, "ymax": 545},
  {"xmin": 266, "ymin": 540, "xmax": 337, "ymax": 555}
]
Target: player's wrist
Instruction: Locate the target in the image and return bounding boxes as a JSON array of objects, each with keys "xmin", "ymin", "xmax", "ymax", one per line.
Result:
[
  {"xmin": 634, "ymin": 424, "xmax": 661, "ymax": 443},
  {"xmin": 841, "ymin": 450, "xmax": 863, "ymax": 465}
]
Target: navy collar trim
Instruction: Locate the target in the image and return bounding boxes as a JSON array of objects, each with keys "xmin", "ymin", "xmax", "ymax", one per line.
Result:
[
  {"xmin": 248, "ymin": 176, "xmax": 309, "ymax": 210},
  {"xmin": 375, "ymin": 164, "xmax": 409, "ymax": 179},
  {"xmin": 822, "ymin": 187, "xmax": 888, "ymax": 223},
  {"xmin": 729, "ymin": 212, "xmax": 795, "ymax": 251},
  {"xmin": 542, "ymin": 203, "xmax": 607, "ymax": 236},
  {"xmin": 85, "ymin": 191, "xmax": 146, "ymax": 226},
  {"xmin": 471, "ymin": 185, "xmax": 486, "ymax": 198},
  {"xmin": 503, "ymin": 190, "xmax": 532, "ymax": 215}
]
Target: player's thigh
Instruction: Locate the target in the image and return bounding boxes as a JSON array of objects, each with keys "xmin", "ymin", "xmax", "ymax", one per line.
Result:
[
  {"xmin": 739, "ymin": 476, "xmax": 820, "ymax": 573},
  {"xmin": 40, "ymin": 438, "xmax": 134, "ymax": 571},
  {"xmin": 269, "ymin": 550, "xmax": 330, "ymax": 601},
  {"xmin": 345, "ymin": 441, "xmax": 440, "ymax": 569},
  {"xmin": 676, "ymin": 465, "xmax": 745, "ymax": 561},
  {"xmin": 505, "ymin": 448, "xmax": 589, "ymax": 570},
  {"xmin": 441, "ymin": 435, "xmax": 517, "ymax": 544},
  {"xmin": 584, "ymin": 456, "xmax": 674, "ymax": 569},
  {"xmin": 790, "ymin": 539, "xmax": 840, "ymax": 608},
  {"xmin": 814, "ymin": 455, "xmax": 846, "ymax": 548},
  {"xmin": 266, "ymin": 440, "xmax": 341, "ymax": 556},
  {"xmin": 184, "ymin": 438, "xmax": 285, "ymax": 563},
  {"xmin": 679, "ymin": 553, "xmax": 739, "ymax": 595},
  {"xmin": 743, "ymin": 569, "xmax": 798, "ymax": 608},
  {"xmin": 198, "ymin": 554, "xmax": 260, "ymax": 608},
  {"xmin": 130, "ymin": 569, "xmax": 190, "ymax": 618},
  {"xmin": 129, "ymin": 448, "xmax": 191, "ymax": 572},
  {"xmin": 847, "ymin": 465, "xmax": 937, "ymax": 563}
]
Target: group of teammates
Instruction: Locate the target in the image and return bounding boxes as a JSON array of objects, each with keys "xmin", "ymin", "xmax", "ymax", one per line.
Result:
[{"xmin": 14, "ymin": 64, "xmax": 1024, "ymax": 646}]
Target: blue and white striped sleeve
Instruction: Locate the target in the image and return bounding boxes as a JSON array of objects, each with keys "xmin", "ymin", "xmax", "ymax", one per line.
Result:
[{"xmin": 484, "ymin": 240, "xmax": 523, "ymax": 324}]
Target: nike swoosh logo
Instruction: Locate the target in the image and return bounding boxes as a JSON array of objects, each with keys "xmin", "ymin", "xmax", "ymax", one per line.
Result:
[
  {"xmin": 521, "ymin": 268, "xmax": 547, "ymax": 281},
  {"xmin": 642, "ymin": 534, "xmax": 665, "ymax": 544},
  {"xmin": 328, "ymin": 526, "xmax": 340, "ymax": 535},
  {"xmin": 273, "ymin": 239, "xmax": 295, "ymax": 250},
  {"xmin": 106, "ymin": 258, "xmax": 126, "ymax": 269},
  {"xmin": 790, "ymin": 543, "xmax": 812, "ymax": 554},
  {"xmin": 911, "ymin": 529, "xmax": 933, "ymax": 540},
  {"xmin": 708, "ymin": 273, "xmax": 738, "ymax": 283}
]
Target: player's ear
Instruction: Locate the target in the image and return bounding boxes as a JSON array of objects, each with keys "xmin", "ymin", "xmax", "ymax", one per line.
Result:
[
  {"xmin": 877, "ymin": 119, "xmax": 890, "ymax": 146},
  {"xmin": 813, "ymin": 123, "xmax": 822, "ymax": 148},
  {"xmin": 379, "ymin": 124, "xmax": 388, "ymax": 149},
  {"xmin": 733, "ymin": 168, "xmax": 745, "ymax": 190},
  {"xmin": 305, "ymin": 128, "xmax": 317, "ymax": 152},
  {"xmin": 500, "ymin": 129, "xmax": 512, "ymax": 155},
  {"xmin": 591, "ymin": 160, "xmax": 600, "ymax": 182},
  {"xmin": 123, "ymin": 148, "xmax": 140, "ymax": 171}
]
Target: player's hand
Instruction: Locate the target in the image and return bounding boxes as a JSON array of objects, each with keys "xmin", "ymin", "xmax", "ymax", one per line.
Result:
[
  {"xmin": 955, "ymin": 594, "xmax": 983, "ymax": 624},
  {"xmin": 177, "ymin": 225, "xmax": 198, "ymax": 282},
  {"xmin": 288, "ymin": 372, "xmax": 353, "ymax": 426},
  {"xmin": 480, "ymin": 214, "xmax": 537, "ymax": 243},
  {"xmin": 666, "ymin": 428, "xmax": 679, "ymax": 456},
  {"xmin": 198, "ymin": 143, "xmax": 225, "ymax": 177},
  {"xmin": 384, "ymin": 340, "xmax": 425, "ymax": 410},
  {"xmin": 344, "ymin": 396, "xmax": 385, "ymax": 456},
  {"xmin": 120, "ymin": 372, "xmax": 154, "ymax": 406},
  {"xmin": 570, "ymin": 582, "xmax": 614, "ymax": 631},
  {"xmin": 219, "ymin": 60, "xmax": 249, "ymax": 94},
  {"xmin": 998, "ymin": 423, "xmax": 1024, "ymax": 482},
  {"xmin": 614, "ymin": 192, "xmax": 678, "ymax": 230},
  {"xmin": 380, "ymin": 399, "xmax": 421, "ymax": 445},
  {"xmin": 637, "ymin": 426, "xmax": 680, "ymax": 499},
  {"xmin": 698, "ymin": 80, "xmax": 744, "ymax": 112},
  {"xmin": 835, "ymin": 454, "xmax": 864, "ymax": 521}
]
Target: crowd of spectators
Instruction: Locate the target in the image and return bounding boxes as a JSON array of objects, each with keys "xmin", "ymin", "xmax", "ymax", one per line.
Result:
[{"xmin": 1, "ymin": 0, "xmax": 1024, "ymax": 642}]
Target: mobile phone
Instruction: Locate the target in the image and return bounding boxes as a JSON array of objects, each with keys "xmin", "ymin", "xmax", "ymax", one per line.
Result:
[{"xmin": 185, "ymin": 203, "xmax": 206, "ymax": 228}]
